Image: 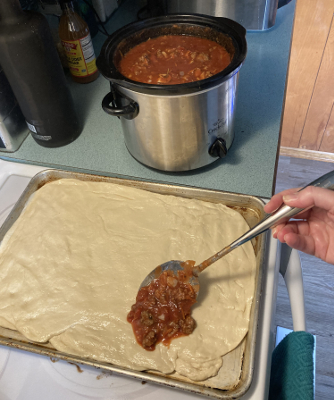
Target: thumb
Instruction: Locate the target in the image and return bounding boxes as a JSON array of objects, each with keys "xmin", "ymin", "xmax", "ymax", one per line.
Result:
[{"xmin": 283, "ymin": 186, "xmax": 334, "ymax": 213}]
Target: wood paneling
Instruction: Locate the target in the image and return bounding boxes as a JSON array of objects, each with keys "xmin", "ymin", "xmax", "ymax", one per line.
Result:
[
  {"xmin": 319, "ymin": 101, "xmax": 334, "ymax": 152},
  {"xmin": 299, "ymin": 15, "xmax": 334, "ymax": 151},
  {"xmin": 280, "ymin": 0, "xmax": 334, "ymax": 152}
]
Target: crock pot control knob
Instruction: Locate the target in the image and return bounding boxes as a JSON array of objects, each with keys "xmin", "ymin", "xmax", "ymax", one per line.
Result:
[{"xmin": 209, "ymin": 138, "xmax": 228, "ymax": 158}]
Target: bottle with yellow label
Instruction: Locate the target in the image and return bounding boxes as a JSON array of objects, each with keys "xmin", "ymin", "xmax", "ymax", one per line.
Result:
[{"xmin": 59, "ymin": 0, "xmax": 99, "ymax": 83}]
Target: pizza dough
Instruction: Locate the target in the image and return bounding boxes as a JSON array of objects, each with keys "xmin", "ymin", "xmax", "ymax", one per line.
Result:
[{"xmin": 0, "ymin": 179, "xmax": 256, "ymax": 381}]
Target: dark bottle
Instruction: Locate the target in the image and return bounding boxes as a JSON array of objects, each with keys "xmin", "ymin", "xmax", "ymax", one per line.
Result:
[
  {"xmin": 59, "ymin": 0, "xmax": 99, "ymax": 84},
  {"xmin": 0, "ymin": 0, "xmax": 82, "ymax": 148}
]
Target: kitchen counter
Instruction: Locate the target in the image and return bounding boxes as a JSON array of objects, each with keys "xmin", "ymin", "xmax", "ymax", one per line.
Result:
[{"xmin": 0, "ymin": 0, "xmax": 296, "ymax": 199}]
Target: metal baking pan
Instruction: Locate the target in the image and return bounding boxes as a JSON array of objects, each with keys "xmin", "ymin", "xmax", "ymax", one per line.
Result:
[{"xmin": 0, "ymin": 169, "xmax": 267, "ymax": 399}]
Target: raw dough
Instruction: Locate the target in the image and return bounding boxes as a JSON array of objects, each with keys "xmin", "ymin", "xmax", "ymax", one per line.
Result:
[{"xmin": 0, "ymin": 179, "xmax": 256, "ymax": 381}]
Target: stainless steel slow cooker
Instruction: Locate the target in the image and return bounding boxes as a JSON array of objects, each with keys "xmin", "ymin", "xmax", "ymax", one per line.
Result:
[
  {"xmin": 165, "ymin": 0, "xmax": 290, "ymax": 31},
  {"xmin": 97, "ymin": 15, "xmax": 247, "ymax": 172}
]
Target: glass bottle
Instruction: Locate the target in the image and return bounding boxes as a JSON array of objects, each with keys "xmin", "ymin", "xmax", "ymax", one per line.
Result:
[{"xmin": 59, "ymin": 0, "xmax": 99, "ymax": 83}]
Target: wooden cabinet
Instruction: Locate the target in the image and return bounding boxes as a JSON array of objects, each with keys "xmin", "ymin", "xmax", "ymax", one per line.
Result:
[{"xmin": 280, "ymin": 0, "xmax": 334, "ymax": 161}]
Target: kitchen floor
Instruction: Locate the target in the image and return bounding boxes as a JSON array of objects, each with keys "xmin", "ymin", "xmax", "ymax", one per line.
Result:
[{"xmin": 274, "ymin": 155, "xmax": 334, "ymax": 399}]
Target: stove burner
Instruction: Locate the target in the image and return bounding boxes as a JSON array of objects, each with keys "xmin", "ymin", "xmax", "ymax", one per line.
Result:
[{"xmin": 41, "ymin": 357, "xmax": 158, "ymax": 399}]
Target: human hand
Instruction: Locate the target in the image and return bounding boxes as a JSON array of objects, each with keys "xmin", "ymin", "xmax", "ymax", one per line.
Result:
[{"xmin": 264, "ymin": 186, "xmax": 334, "ymax": 264}]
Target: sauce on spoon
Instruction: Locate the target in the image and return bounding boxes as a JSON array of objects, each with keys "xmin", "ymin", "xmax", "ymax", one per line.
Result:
[{"xmin": 127, "ymin": 261, "xmax": 197, "ymax": 351}]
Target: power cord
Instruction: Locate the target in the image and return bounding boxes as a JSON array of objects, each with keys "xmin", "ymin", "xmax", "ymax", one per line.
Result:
[
  {"xmin": 41, "ymin": 0, "xmax": 110, "ymax": 37},
  {"xmin": 20, "ymin": 0, "xmax": 39, "ymax": 10},
  {"xmin": 80, "ymin": 0, "xmax": 110, "ymax": 36}
]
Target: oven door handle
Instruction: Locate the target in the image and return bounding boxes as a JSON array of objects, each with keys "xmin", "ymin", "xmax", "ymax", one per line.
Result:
[{"xmin": 279, "ymin": 243, "xmax": 306, "ymax": 331}]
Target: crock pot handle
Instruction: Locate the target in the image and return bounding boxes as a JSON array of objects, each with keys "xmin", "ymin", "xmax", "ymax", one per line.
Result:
[
  {"xmin": 215, "ymin": 17, "xmax": 246, "ymax": 38},
  {"xmin": 102, "ymin": 92, "xmax": 139, "ymax": 119}
]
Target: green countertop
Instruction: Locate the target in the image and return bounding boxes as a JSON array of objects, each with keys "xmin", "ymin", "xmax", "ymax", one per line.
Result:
[{"xmin": 1, "ymin": 0, "xmax": 296, "ymax": 199}]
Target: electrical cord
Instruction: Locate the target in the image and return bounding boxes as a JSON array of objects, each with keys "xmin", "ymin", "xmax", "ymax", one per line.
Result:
[
  {"xmin": 51, "ymin": 0, "xmax": 110, "ymax": 36},
  {"xmin": 80, "ymin": 0, "xmax": 110, "ymax": 36},
  {"xmin": 20, "ymin": 0, "xmax": 39, "ymax": 10}
]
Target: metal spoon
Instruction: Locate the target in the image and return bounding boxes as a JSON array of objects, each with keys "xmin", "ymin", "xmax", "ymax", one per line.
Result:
[{"xmin": 139, "ymin": 170, "xmax": 334, "ymax": 296}]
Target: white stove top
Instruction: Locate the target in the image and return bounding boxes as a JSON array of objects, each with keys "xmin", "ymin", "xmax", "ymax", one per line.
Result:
[{"xmin": 0, "ymin": 160, "xmax": 280, "ymax": 400}]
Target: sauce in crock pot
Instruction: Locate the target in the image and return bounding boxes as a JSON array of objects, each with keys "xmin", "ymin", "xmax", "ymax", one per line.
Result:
[
  {"xmin": 118, "ymin": 35, "xmax": 231, "ymax": 85},
  {"xmin": 127, "ymin": 266, "xmax": 197, "ymax": 351}
]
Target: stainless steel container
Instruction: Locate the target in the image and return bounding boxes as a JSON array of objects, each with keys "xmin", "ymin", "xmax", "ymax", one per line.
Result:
[
  {"xmin": 97, "ymin": 15, "xmax": 247, "ymax": 172},
  {"xmin": 110, "ymin": 75, "xmax": 239, "ymax": 171},
  {"xmin": 165, "ymin": 0, "xmax": 290, "ymax": 31}
]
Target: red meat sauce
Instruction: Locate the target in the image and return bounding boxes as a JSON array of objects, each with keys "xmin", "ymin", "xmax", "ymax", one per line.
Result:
[
  {"xmin": 118, "ymin": 35, "xmax": 231, "ymax": 85},
  {"xmin": 127, "ymin": 261, "xmax": 197, "ymax": 351}
]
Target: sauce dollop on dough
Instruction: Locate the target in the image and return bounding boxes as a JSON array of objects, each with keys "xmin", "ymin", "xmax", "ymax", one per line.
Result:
[
  {"xmin": 118, "ymin": 35, "xmax": 231, "ymax": 85},
  {"xmin": 127, "ymin": 266, "xmax": 197, "ymax": 351}
]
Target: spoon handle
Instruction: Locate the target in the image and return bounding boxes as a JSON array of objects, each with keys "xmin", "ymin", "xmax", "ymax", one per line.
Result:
[{"xmin": 194, "ymin": 169, "xmax": 334, "ymax": 274}]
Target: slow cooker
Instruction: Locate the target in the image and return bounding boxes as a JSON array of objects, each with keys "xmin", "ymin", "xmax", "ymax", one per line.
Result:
[
  {"xmin": 164, "ymin": 0, "xmax": 292, "ymax": 31},
  {"xmin": 97, "ymin": 14, "xmax": 247, "ymax": 172}
]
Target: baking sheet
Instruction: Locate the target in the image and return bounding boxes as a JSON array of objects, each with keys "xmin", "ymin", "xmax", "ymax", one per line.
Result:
[{"xmin": 0, "ymin": 169, "xmax": 267, "ymax": 399}]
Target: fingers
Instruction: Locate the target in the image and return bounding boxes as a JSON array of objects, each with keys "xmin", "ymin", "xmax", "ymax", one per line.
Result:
[
  {"xmin": 272, "ymin": 221, "xmax": 316, "ymax": 255},
  {"xmin": 264, "ymin": 188, "xmax": 301, "ymax": 214},
  {"xmin": 266, "ymin": 185, "xmax": 334, "ymax": 260},
  {"xmin": 274, "ymin": 221, "xmax": 310, "ymax": 240},
  {"xmin": 281, "ymin": 232, "xmax": 316, "ymax": 257},
  {"xmin": 282, "ymin": 186, "xmax": 334, "ymax": 213},
  {"xmin": 265, "ymin": 186, "xmax": 334, "ymax": 218}
]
